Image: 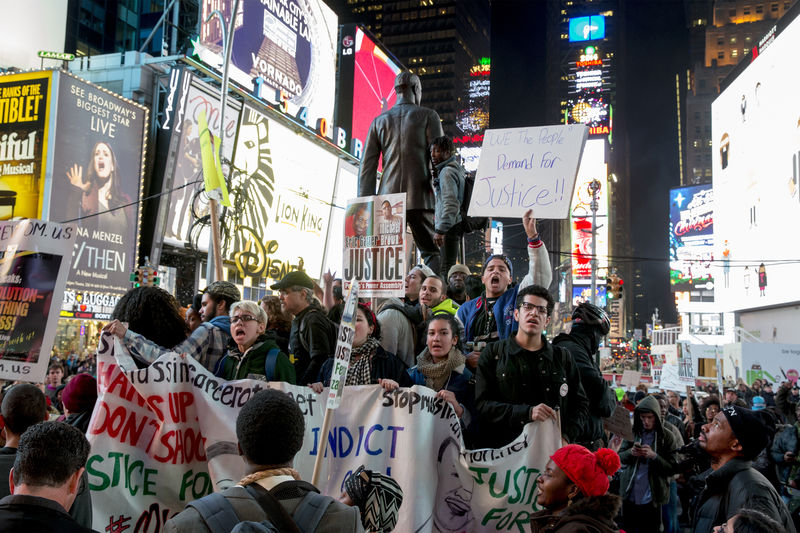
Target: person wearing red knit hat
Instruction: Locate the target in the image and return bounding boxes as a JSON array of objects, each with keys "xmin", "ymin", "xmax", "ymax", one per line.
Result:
[{"xmin": 530, "ymin": 445, "xmax": 622, "ymax": 533}]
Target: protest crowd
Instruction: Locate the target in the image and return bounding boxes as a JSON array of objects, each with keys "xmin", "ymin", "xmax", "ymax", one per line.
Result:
[{"xmin": 1, "ymin": 206, "xmax": 797, "ymax": 533}]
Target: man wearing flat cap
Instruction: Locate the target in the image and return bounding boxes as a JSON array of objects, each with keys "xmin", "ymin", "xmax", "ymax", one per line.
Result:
[
  {"xmin": 271, "ymin": 271, "xmax": 334, "ymax": 385},
  {"xmin": 692, "ymin": 405, "xmax": 795, "ymax": 533}
]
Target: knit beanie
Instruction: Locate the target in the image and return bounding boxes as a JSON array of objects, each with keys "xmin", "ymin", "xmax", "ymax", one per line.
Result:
[
  {"xmin": 550, "ymin": 445, "xmax": 621, "ymax": 497},
  {"xmin": 61, "ymin": 373, "xmax": 98, "ymax": 414},
  {"xmin": 344, "ymin": 465, "xmax": 403, "ymax": 532},
  {"xmin": 722, "ymin": 405, "xmax": 775, "ymax": 459}
]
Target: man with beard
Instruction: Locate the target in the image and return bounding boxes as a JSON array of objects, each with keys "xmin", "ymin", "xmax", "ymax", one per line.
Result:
[
  {"xmin": 692, "ymin": 405, "xmax": 794, "ymax": 533},
  {"xmin": 475, "ymin": 286, "xmax": 589, "ymax": 448},
  {"xmin": 552, "ymin": 303, "xmax": 616, "ymax": 450},
  {"xmin": 457, "ymin": 210, "xmax": 551, "ymax": 369},
  {"xmin": 446, "ymin": 264, "xmax": 471, "ymax": 305}
]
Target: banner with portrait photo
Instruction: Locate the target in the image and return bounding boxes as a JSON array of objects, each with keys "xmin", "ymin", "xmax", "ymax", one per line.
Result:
[
  {"xmin": 0, "ymin": 219, "xmax": 75, "ymax": 383},
  {"xmin": 47, "ymin": 72, "xmax": 147, "ymax": 311},
  {"xmin": 89, "ymin": 336, "xmax": 561, "ymax": 533},
  {"xmin": 342, "ymin": 193, "xmax": 406, "ymax": 297}
]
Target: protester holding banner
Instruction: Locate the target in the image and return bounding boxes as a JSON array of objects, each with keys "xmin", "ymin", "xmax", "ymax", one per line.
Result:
[
  {"xmin": 104, "ymin": 281, "xmax": 240, "ymax": 372},
  {"xmin": 475, "ymin": 285, "xmax": 588, "ymax": 449},
  {"xmin": 529, "ymin": 445, "xmax": 622, "ymax": 533},
  {"xmin": 457, "ymin": 209, "xmax": 552, "ymax": 367},
  {"xmin": 408, "ymin": 314, "xmax": 476, "ymax": 440},
  {"xmin": 272, "ymin": 271, "xmax": 336, "ymax": 385},
  {"xmin": 430, "ymin": 135, "xmax": 465, "ymax": 278},
  {"xmin": 111, "ymin": 286, "xmax": 190, "ymax": 353},
  {"xmin": 692, "ymin": 406, "xmax": 794, "ymax": 533},
  {"xmin": 314, "ymin": 303, "xmax": 411, "ymax": 390},
  {"xmin": 164, "ymin": 389, "xmax": 364, "ymax": 532},
  {"xmin": 215, "ymin": 301, "xmax": 296, "ymax": 383}
]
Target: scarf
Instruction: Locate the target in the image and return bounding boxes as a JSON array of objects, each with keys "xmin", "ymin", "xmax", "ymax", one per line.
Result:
[
  {"xmin": 346, "ymin": 337, "xmax": 379, "ymax": 386},
  {"xmin": 416, "ymin": 346, "xmax": 465, "ymax": 392}
]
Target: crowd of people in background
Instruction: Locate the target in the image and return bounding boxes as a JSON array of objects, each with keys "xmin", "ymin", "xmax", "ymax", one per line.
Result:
[{"xmin": 1, "ymin": 208, "xmax": 798, "ymax": 533}]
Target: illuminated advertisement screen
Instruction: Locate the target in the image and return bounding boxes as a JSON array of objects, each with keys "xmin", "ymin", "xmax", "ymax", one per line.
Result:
[
  {"xmin": 197, "ymin": 0, "xmax": 337, "ymax": 124},
  {"xmin": 570, "ymin": 139, "xmax": 608, "ymax": 280},
  {"xmin": 229, "ymin": 104, "xmax": 338, "ymax": 283},
  {"xmin": 712, "ymin": 11, "xmax": 800, "ymax": 310},
  {"xmin": 569, "ymin": 15, "xmax": 606, "ymax": 42},
  {"xmin": 669, "ymin": 185, "xmax": 714, "ymax": 294},
  {"xmin": 573, "ymin": 285, "xmax": 608, "ymax": 307},
  {"xmin": 335, "ymin": 24, "xmax": 403, "ymax": 152},
  {"xmin": 566, "ymin": 95, "xmax": 609, "ymax": 135}
]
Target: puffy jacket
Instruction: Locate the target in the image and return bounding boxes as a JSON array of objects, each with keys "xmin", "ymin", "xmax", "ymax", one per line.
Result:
[
  {"xmin": 529, "ymin": 494, "xmax": 622, "ymax": 533},
  {"xmin": 618, "ymin": 395, "xmax": 678, "ymax": 505},
  {"xmin": 457, "ymin": 240, "xmax": 552, "ymax": 343},
  {"xmin": 552, "ymin": 325, "xmax": 615, "ymax": 445},
  {"xmin": 217, "ymin": 333, "xmax": 296, "ymax": 383},
  {"xmin": 692, "ymin": 457, "xmax": 795, "ymax": 533},
  {"xmin": 771, "ymin": 423, "xmax": 800, "ymax": 483},
  {"xmin": 475, "ymin": 335, "xmax": 589, "ymax": 448},
  {"xmin": 318, "ymin": 345, "xmax": 413, "ymax": 388},
  {"xmin": 408, "ymin": 361, "xmax": 476, "ymax": 441},
  {"xmin": 433, "ymin": 155, "xmax": 464, "ymax": 234}
]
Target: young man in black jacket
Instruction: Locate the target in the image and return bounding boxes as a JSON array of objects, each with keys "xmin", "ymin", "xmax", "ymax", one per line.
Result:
[
  {"xmin": 552, "ymin": 302, "xmax": 615, "ymax": 449},
  {"xmin": 692, "ymin": 405, "xmax": 795, "ymax": 533}
]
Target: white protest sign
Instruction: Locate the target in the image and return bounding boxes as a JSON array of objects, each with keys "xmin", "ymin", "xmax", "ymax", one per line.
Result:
[
  {"xmin": 327, "ymin": 281, "xmax": 358, "ymax": 410},
  {"xmin": 659, "ymin": 363, "xmax": 695, "ymax": 391},
  {"xmin": 468, "ymin": 125, "xmax": 588, "ymax": 219},
  {"xmin": 87, "ymin": 334, "xmax": 561, "ymax": 532},
  {"xmin": 620, "ymin": 370, "xmax": 642, "ymax": 388},
  {"xmin": 0, "ymin": 220, "xmax": 75, "ymax": 383}
]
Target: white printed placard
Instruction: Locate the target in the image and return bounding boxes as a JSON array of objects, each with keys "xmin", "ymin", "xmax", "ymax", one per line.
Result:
[{"xmin": 468, "ymin": 125, "xmax": 588, "ymax": 219}]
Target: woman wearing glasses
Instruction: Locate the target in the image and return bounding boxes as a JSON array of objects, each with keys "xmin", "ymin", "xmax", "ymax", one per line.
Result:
[{"xmin": 216, "ymin": 300, "xmax": 296, "ymax": 383}]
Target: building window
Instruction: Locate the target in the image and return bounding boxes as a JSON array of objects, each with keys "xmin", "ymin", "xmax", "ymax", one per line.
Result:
[
  {"xmin": 729, "ymin": 8, "xmax": 737, "ymax": 16},
  {"xmin": 772, "ymin": 3, "xmax": 779, "ymax": 11},
  {"xmin": 717, "ymin": 36, "xmax": 724, "ymax": 45},
  {"xmin": 718, "ymin": 50, "xmax": 724, "ymax": 59},
  {"xmin": 743, "ymin": 6, "xmax": 751, "ymax": 15},
  {"xmin": 744, "ymin": 47, "xmax": 750, "ymax": 54},
  {"xmin": 756, "ymin": 4, "xmax": 763, "ymax": 13},
  {"xmin": 730, "ymin": 36, "xmax": 737, "ymax": 43},
  {"xmin": 731, "ymin": 49, "xmax": 738, "ymax": 57},
  {"xmin": 693, "ymin": 140, "xmax": 700, "ymax": 148},
  {"xmin": 707, "ymin": 140, "xmax": 713, "ymax": 147}
]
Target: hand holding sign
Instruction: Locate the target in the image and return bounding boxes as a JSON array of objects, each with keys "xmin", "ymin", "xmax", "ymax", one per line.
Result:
[{"xmin": 468, "ymin": 125, "xmax": 588, "ymax": 219}]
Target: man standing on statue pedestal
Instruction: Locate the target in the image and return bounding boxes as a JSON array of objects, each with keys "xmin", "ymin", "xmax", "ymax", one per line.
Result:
[{"xmin": 358, "ymin": 71, "xmax": 445, "ymax": 273}]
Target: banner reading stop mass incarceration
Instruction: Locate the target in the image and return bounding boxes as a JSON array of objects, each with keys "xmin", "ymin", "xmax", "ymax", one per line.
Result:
[
  {"xmin": 87, "ymin": 332, "xmax": 560, "ymax": 532},
  {"xmin": 342, "ymin": 193, "xmax": 406, "ymax": 297}
]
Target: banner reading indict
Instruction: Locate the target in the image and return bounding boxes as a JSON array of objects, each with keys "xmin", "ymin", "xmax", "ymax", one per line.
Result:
[
  {"xmin": 0, "ymin": 220, "xmax": 75, "ymax": 383},
  {"xmin": 88, "ymin": 333, "xmax": 560, "ymax": 532},
  {"xmin": 343, "ymin": 193, "xmax": 406, "ymax": 297},
  {"xmin": 49, "ymin": 72, "xmax": 147, "ymax": 315},
  {"xmin": 468, "ymin": 125, "xmax": 588, "ymax": 219},
  {"xmin": 0, "ymin": 71, "xmax": 52, "ymax": 220}
]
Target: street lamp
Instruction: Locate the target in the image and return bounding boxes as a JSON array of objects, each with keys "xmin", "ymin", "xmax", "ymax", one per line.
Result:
[{"xmin": 589, "ymin": 179, "xmax": 601, "ymax": 305}]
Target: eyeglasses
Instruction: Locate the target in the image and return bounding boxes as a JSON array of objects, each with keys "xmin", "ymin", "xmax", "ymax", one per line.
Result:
[
  {"xmin": 231, "ymin": 314, "xmax": 258, "ymax": 324},
  {"xmin": 519, "ymin": 302, "xmax": 548, "ymax": 315}
]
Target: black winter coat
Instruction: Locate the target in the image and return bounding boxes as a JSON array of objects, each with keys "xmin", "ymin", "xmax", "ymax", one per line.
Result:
[
  {"xmin": 318, "ymin": 345, "xmax": 413, "ymax": 387},
  {"xmin": 692, "ymin": 457, "xmax": 795, "ymax": 533},
  {"xmin": 529, "ymin": 493, "xmax": 622, "ymax": 533},
  {"xmin": 772, "ymin": 423, "xmax": 800, "ymax": 483},
  {"xmin": 553, "ymin": 327, "xmax": 615, "ymax": 445}
]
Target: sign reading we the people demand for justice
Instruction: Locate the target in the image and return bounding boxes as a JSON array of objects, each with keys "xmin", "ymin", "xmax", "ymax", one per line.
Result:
[
  {"xmin": 342, "ymin": 193, "xmax": 406, "ymax": 297},
  {"xmin": 468, "ymin": 125, "xmax": 588, "ymax": 219}
]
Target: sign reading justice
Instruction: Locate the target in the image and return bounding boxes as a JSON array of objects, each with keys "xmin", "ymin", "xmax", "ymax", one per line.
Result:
[{"xmin": 468, "ymin": 125, "xmax": 588, "ymax": 219}]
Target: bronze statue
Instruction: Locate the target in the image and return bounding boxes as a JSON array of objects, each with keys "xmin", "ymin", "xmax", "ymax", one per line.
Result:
[{"xmin": 358, "ymin": 71, "xmax": 444, "ymax": 271}]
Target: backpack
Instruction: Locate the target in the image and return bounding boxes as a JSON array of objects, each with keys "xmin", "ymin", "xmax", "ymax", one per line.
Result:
[
  {"xmin": 298, "ymin": 307, "xmax": 339, "ymax": 355},
  {"xmin": 459, "ymin": 172, "xmax": 488, "ymax": 233},
  {"xmin": 187, "ymin": 484, "xmax": 334, "ymax": 533}
]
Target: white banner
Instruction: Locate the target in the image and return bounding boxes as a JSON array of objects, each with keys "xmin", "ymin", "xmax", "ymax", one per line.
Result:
[{"xmin": 87, "ymin": 333, "xmax": 560, "ymax": 532}]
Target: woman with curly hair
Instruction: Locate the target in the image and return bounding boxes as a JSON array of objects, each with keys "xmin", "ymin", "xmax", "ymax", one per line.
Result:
[
  {"xmin": 111, "ymin": 286, "xmax": 189, "ymax": 352},
  {"xmin": 311, "ymin": 303, "xmax": 411, "ymax": 392}
]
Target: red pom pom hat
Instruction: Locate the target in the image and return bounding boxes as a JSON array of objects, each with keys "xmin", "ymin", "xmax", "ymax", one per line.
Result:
[{"xmin": 550, "ymin": 444, "xmax": 621, "ymax": 498}]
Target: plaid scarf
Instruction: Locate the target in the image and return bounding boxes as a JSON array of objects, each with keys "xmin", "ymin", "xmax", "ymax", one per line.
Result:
[
  {"xmin": 346, "ymin": 337, "xmax": 379, "ymax": 386},
  {"xmin": 415, "ymin": 346, "xmax": 465, "ymax": 392}
]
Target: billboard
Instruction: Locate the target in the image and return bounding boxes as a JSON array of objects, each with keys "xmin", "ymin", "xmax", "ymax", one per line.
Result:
[
  {"xmin": 572, "ymin": 285, "xmax": 607, "ymax": 307},
  {"xmin": 569, "ymin": 15, "xmax": 606, "ymax": 42},
  {"xmin": 197, "ymin": 0, "xmax": 337, "ymax": 125},
  {"xmin": 159, "ymin": 71, "xmax": 242, "ymax": 252},
  {"xmin": 712, "ymin": 10, "xmax": 800, "ymax": 310},
  {"xmin": 669, "ymin": 185, "xmax": 714, "ymax": 294},
  {"xmin": 570, "ymin": 139, "xmax": 608, "ymax": 280},
  {"xmin": 565, "ymin": 45, "xmax": 612, "ymax": 139},
  {"xmin": 228, "ymin": 104, "xmax": 339, "ymax": 283},
  {"xmin": 49, "ymin": 73, "xmax": 147, "ymax": 317},
  {"xmin": 335, "ymin": 24, "xmax": 403, "ymax": 156},
  {"xmin": 0, "ymin": 71, "xmax": 52, "ymax": 220}
]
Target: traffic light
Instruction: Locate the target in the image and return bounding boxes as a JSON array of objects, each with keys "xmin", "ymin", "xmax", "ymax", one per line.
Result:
[
  {"xmin": 605, "ymin": 277, "xmax": 614, "ymax": 298},
  {"xmin": 130, "ymin": 268, "xmax": 142, "ymax": 287},
  {"xmin": 615, "ymin": 278, "xmax": 624, "ymax": 299}
]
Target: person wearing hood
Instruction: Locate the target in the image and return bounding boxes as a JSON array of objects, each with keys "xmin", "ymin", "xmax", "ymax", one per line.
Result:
[
  {"xmin": 692, "ymin": 405, "xmax": 794, "ymax": 533},
  {"xmin": 553, "ymin": 303, "xmax": 616, "ymax": 449},
  {"xmin": 618, "ymin": 394, "xmax": 679, "ymax": 533},
  {"xmin": 57, "ymin": 373, "xmax": 98, "ymax": 434},
  {"xmin": 530, "ymin": 444, "xmax": 623, "ymax": 533},
  {"xmin": 104, "ymin": 281, "xmax": 239, "ymax": 372},
  {"xmin": 430, "ymin": 135, "xmax": 465, "ymax": 278},
  {"xmin": 216, "ymin": 301, "xmax": 295, "ymax": 383}
]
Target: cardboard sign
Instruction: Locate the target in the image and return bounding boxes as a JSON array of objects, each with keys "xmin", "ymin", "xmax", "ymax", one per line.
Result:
[
  {"xmin": 468, "ymin": 125, "xmax": 588, "ymax": 219},
  {"xmin": 603, "ymin": 405, "xmax": 634, "ymax": 441},
  {"xmin": 620, "ymin": 370, "xmax": 642, "ymax": 388}
]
